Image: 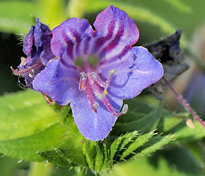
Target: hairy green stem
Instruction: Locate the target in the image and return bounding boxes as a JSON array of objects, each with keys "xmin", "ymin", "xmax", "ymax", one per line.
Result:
[
  {"xmin": 28, "ymin": 162, "xmax": 53, "ymax": 176},
  {"xmin": 163, "ymin": 77, "xmax": 205, "ymax": 128}
]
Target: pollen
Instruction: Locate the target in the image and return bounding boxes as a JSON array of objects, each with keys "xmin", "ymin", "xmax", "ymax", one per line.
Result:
[
  {"xmin": 109, "ymin": 69, "xmax": 116, "ymax": 75},
  {"xmin": 21, "ymin": 57, "xmax": 27, "ymax": 66},
  {"xmin": 29, "ymin": 69, "xmax": 35, "ymax": 78},
  {"xmin": 103, "ymin": 89, "xmax": 108, "ymax": 95}
]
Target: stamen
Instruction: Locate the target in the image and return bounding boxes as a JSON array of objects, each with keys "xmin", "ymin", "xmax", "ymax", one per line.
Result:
[
  {"xmin": 103, "ymin": 89, "xmax": 108, "ymax": 95},
  {"xmin": 93, "ymin": 102, "xmax": 99, "ymax": 110},
  {"xmin": 103, "ymin": 69, "xmax": 116, "ymax": 95},
  {"xmin": 109, "ymin": 69, "xmax": 116, "ymax": 75},
  {"xmin": 98, "ymin": 93, "xmax": 106, "ymax": 100},
  {"xmin": 21, "ymin": 57, "xmax": 26, "ymax": 66},
  {"xmin": 29, "ymin": 69, "xmax": 35, "ymax": 78},
  {"xmin": 11, "ymin": 62, "xmax": 42, "ymax": 76},
  {"xmin": 80, "ymin": 72, "xmax": 86, "ymax": 80},
  {"xmin": 79, "ymin": 72, "xmax": 87, "ymax": 90},
  {"xmin": 122, "ymin": 104, "xmax": 128, "ymax": 114},
  {"xmin": 81, "ymin": 68, "xmax": 125, "ymax": 117},
  {"xmin": 90, "ymin": 72, "xmax": 98, "ymax": 79}
]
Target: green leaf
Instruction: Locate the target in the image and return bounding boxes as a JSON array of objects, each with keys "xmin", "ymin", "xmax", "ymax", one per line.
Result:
[
  {"xmin": 39, "ymin": 148, "xmax": 87, "ymax": 167},
  {"xmin": 93, "ymin": 143, "xmax": 104, "ymax": 171},
  {"xmin": 0, "ymin": 90, "xmax": 60, "ymax": 140},
  {"xmin": 110, "ymin": 131, "xmax": 138, "ymax": 161},
  {"xmin": 82, "ymin": 141, "xmax": 104, "ymax": 171},
  {"xmin": 134, "ymin": 135, "xmax": 175, "ymax": 159},
  {"xmin": 120, "ymin": 131, "xmax": 155, "ymax": 160},
  {"xmin": 158, "ymin": 111, "xmax": 205, "ymax": 140},
  {"xmin": 0, "ymin": 123, "xmax": 68, "ymax": 161},
  {"xmin": 101, "ymin": 143, "xmax": 109, "ymax": 170},
  {"xmin": 0, "ymin": 1, "xmax": 37, "ymax": 34},
  {"xmin": 112, "ymin": 99, "xmax": 162, "ymax": 135}
]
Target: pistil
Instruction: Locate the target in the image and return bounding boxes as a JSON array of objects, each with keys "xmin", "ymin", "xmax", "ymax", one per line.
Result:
[{"xmin": 79, "ymin": 69, "xmax": 128, "ymax": 117}]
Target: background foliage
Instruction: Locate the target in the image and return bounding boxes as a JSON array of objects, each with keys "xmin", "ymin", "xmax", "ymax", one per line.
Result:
[{"xmin": 0, "ymin": 0, "xmax": 205, "ymax": 176}]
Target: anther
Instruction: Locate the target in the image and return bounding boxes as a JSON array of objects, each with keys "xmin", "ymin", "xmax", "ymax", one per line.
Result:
[
  {"xmin": 93, "ymin": 102, "xmax": 99, "ymax": 110},
  {"xmin": 29, "ymin": 69, "xmax": 35, "ymax": 78},
  {"xmin": 90, "ymin": 72, "xmax": 98, "ymax": 79},
  {"xmin": 80, "ymin": 72, "xmax": 87, "ymax": 80},
  {"xmin": 122, "ymin": 104, "xmax": 128, "ymax": 114},
  {"xmin": 21, "ymin": 57, "xmax": 26, "ymax": 66},
  {"xmin": 109, "ymin": 69, "xmax": 116, "ymax": 75},
  {"xmin": 103, "ymin": 88, "xmax": 108, "ymax": 95}
]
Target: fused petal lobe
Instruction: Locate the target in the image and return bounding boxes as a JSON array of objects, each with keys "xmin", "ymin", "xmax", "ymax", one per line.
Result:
[
  {"xmin": 33, "ymin": 59, "xmax": 79, "ymax": 105},
  {"xmin": 92, "ymin": 5, "xmax": 139, "ymax": 61},
  {"xmin": 51, "ymin": 18, "xmax": 94, "ymax": 58},
  {"xmin": 100, "ymin": 46, "xmax": 164, "ymax": 99},
  {"xmin": 94, "ymin": 5, "xmax": 139, "ymax": 45},
  {"xmin": 71, "ymin": 93, "xmax": 122, "ymax": 141}
]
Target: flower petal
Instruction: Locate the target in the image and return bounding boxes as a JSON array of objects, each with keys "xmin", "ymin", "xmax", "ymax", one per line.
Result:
[
  {"xmin": 91, "ymin": 5, "xmax": 139, "ymax": 61},
  {"xmin": 99, "ymin": 46, "xmax": 164, "ymax": 99},
  {"xmin": 33, "ymin": 59, "xmax": 79, "ymax": 105},
  {"xmin": 71, "ymin": 93, "xmax": 122, "ymax": 141},
  {"xmin": 23, "ymin": 25, "xmax": 34, "ymax": 56},
  {"xmin": 51, "ymin": 18, "xmax": 94, "ymax": 60}
]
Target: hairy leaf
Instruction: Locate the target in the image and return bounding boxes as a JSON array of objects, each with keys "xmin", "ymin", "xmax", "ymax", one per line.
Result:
[
  {"xmin": 0, "ymin": 123, "xmax": 68, "ymax": 161},
  {"xmin": 112, "ymin": 99, "xmax": 162, "ymax": 135},
  {"xmin": 120, "ymin": 131, "xmax": 155, "ymax": 160},
  {"xmin": 134, "ymin": 135, "xmax": 175, "ymax": 158},
  {"xmin": 0, "ymin": 90, "xmax": 60, "ymax": 140}
]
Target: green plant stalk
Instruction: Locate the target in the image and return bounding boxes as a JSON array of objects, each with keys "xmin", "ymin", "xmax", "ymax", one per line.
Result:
[{"xmin": 28, "ymin": 162, "xmax": 53, "ymax": 176}]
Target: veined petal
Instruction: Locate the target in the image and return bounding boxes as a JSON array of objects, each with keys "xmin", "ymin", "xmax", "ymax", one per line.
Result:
[
  {"xmin": 100, "ymin": 46, "xmax": 164, "ymax": 99},
  {"xmin": 34, "ymin": 18, "xmax": 43, "ymax": 50},
  {"xmin": 23, "ymin": 25, "xmax": 34, "ymax": 56},
  {"xmin": 71, "ymin": 93, "xmax": 122, "ymax": 141},
  {"xmin": 33, "ymin": 59, "xmax": 79, "ymax": 105},
  {"xmin": 92, "ymin": 5, "xmax": 139, "ymax": 61},
  {"xmin": 51, "ymin": 18, "xmax": 94, "ymax": 59}
]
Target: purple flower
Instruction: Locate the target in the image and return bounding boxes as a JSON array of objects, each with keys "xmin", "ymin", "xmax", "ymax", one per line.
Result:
[
  {"xmin": 33, "ymin": 6, "xmax": 163, "ymax": 141},
  {"xmin": 11, "ymin": 18, "xmax": 56, "ymax": 88}
]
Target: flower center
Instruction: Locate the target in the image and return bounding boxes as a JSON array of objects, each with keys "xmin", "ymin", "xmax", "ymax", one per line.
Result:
[
  {"xmin": 87, "ymin": 55, "xmax": 100, "ymax": 66},
  {"xmin": 79, "ymin": 68, "xmax": 128, "ymax": 117}
]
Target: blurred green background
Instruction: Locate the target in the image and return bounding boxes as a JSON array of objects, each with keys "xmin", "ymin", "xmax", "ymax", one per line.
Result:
[{"xmin": 0, "ymin": 0, "xmax": 205, "ymax": 175}]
